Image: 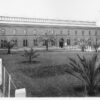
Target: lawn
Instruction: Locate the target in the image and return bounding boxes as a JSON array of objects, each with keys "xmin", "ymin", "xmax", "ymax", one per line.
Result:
[{"xmin": 0, "ymin": 49, "xmax": 99, "ymax": 97}]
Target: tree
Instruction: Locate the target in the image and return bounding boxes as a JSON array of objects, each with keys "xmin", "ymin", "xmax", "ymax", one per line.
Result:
[
  {"xmin": 5, "ymin": 41, "xmax": 15, "ymax": 54},
  {"xmin": 93, "ymin": 44, "xmax": 99, "ymax": 52},
  {"xmin": 23, "ymin": 48, "xmax": 39, "ymax": 63},
  {"xmin": 80, "ymin": 42, "xmax": 86, "ymax": 52},
  {"xmin": 65, "ymin": 54, "xmax": 100, "ymax": 96},
  {"xmin": 45, "ymin": 39, "xmax": 49, "ymax": 51},
  {"xmin": 93, "ymin": 38, "xmax": 100, "ymax": 52}
]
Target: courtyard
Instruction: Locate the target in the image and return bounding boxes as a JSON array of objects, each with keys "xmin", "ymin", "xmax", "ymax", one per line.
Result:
[{"xmin": 0, "ymin": 47, "xmax": 100, "ymax": 97}]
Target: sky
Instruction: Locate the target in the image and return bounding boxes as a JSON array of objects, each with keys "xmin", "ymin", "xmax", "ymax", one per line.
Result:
[{"xmin": 0, "ymin": 0, "xmax": 100, "ymax": 22}]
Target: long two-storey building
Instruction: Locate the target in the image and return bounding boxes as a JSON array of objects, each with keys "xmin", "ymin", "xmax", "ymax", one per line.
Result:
[{"xmin": 0, "ymin": 16, "xmax": 100, "ymax": 48}]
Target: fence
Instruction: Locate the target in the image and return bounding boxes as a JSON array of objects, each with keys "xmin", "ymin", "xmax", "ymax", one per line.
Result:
[{"xmin": 0, "ymin": 58, "xmax": 26, "ymax": 97}]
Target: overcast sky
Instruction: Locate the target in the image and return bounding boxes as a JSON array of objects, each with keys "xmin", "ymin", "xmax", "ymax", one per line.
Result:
[{"xmin": 0, "ymin": 0, "xmax": 100, "ymax": 22}]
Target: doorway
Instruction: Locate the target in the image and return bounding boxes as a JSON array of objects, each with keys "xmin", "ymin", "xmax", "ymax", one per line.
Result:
[{"xmin": 59, "ymin": 38, "xmax": 64, "ymax": 48}]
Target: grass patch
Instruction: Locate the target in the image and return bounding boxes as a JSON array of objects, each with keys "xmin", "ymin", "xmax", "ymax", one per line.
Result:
[
  {"xmin": 21, "ymin": 60, "xmax": 40, "ymax": 64},
  {"xmin": 0, "ymin": 49, "xmax": 98, "ymax": 97},
  {"xmin": 19, "ymin": 64, "xmax": 69, "ymax": 78}
]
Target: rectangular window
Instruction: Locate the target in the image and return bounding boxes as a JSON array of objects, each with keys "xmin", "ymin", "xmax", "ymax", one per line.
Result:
[
  {"xmin": 42, "ymin": 40, "xmax": 45, "ymax": 46},
  {"xmin": 95, "ymin": 31, "xmax": 97, "ymax": 36},
  {"xmin": 23, "ymin": 39, "xmax": 28, "ymax": 47},
  {"xmin": 82, "ymin": 30, "xmax": 84, "ymax": 36},
  {"xmin": 67, "ymin": 39, "xmax": 70, "ymax": 45},
  {"xmin": 26, "ymin": 40, "xmax": 28, "ymax": 47},
  {"xmin": 14, "ymin": 40, "xmax": 17, "ymax": 47},
  {"xmin": 89, "ymin": 30, "xmax": 91, "ymax": 36},
  {"xmin": 68, "ymin": 30, "xmax": 70, "ymax": 35},
  {"xmin": 1, "ymin": 40, "xmax": 4, "ymax": 48},
  {"xmin": 4, "ymin": 40, "xmax": 7, "ymax": 47},
  {"xmin": 33, "ymin": 39, "xmax": 38, "ymax": 46},
  {"xmin": 75, "ymin": 30, "xmax": 77, "ymax": 36},
  {"xmin": 1, "ymin": 40, "xmax": 6, "ymax": 48},
  {"xmin": 23, "ymin": 40, "xmax": 25, "ymax": 47}
]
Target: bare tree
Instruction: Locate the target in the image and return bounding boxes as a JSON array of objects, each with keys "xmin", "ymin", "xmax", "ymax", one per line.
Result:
[{"xmin": 5, "ymin": 41, "xmax": 15, "ymax": 54}]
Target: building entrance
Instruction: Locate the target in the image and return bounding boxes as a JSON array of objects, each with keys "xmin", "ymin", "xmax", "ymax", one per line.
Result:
[{"xmin": 59, "ymin": 38, "xmax": 64, "ymax": 48}]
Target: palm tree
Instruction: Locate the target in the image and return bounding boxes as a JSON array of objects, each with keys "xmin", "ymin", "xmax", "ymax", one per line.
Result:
[
  {"xmin": 93, "ymin": 44, "xmax": 99, "ymax": 52},
  {"xmin": 93, "ymin": 38, "xmax": 100, "ymax": 52},
  {"xmin": 65, "ymin": 54, "xmax": 100, "ymax": 96},
  {"xmin": 79, "ymin": 39, "xmax": 86, "ymax": 52},
  {"xmin": 80, "ymin": 43, "xmax": 86, "ymax": 52},
  {"xmin": 23, "ymin": 48, "xmax": 39, "ymax": 63}
]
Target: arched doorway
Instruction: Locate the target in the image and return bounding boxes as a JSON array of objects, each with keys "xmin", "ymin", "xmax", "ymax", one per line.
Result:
[{"xmin": 59, "ymin": 38, "xmax": 64, "ymax": 48}]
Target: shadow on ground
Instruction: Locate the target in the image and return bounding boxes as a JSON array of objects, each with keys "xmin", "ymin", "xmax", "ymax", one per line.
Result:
[{"xmin": 20, "ymin": 60, "xmax": 40, "ymax": 64}]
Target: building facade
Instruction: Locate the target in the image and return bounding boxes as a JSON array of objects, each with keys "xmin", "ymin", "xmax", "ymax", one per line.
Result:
[{"xmin": 0, "ymin": 16, "xmax": 100, "ymax": 48}]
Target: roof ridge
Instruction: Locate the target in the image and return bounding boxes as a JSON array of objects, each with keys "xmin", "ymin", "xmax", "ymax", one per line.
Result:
[{"xmin": 0, "ymin": 16, "xmax": 96, "ymax": 23}]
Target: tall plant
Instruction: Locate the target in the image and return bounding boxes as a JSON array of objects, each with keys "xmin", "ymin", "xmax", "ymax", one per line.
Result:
[
  {"xmin": 80, "ymin": 43, "xmax": 86, "ymax": 52},
  {"xmin": 65, "ymin": 54, "xmax": 100, "ymax": 96},
  {"xmin": 93, "ymin": 44, "xmax": 99, "ymax": 52},
  {"xmin": 93, "ymin": 38, "xmax": 100, "ymax": 52},
  {"xmin": 23, "ymin": 48, "xmax": 39, "ymax": 63}
]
